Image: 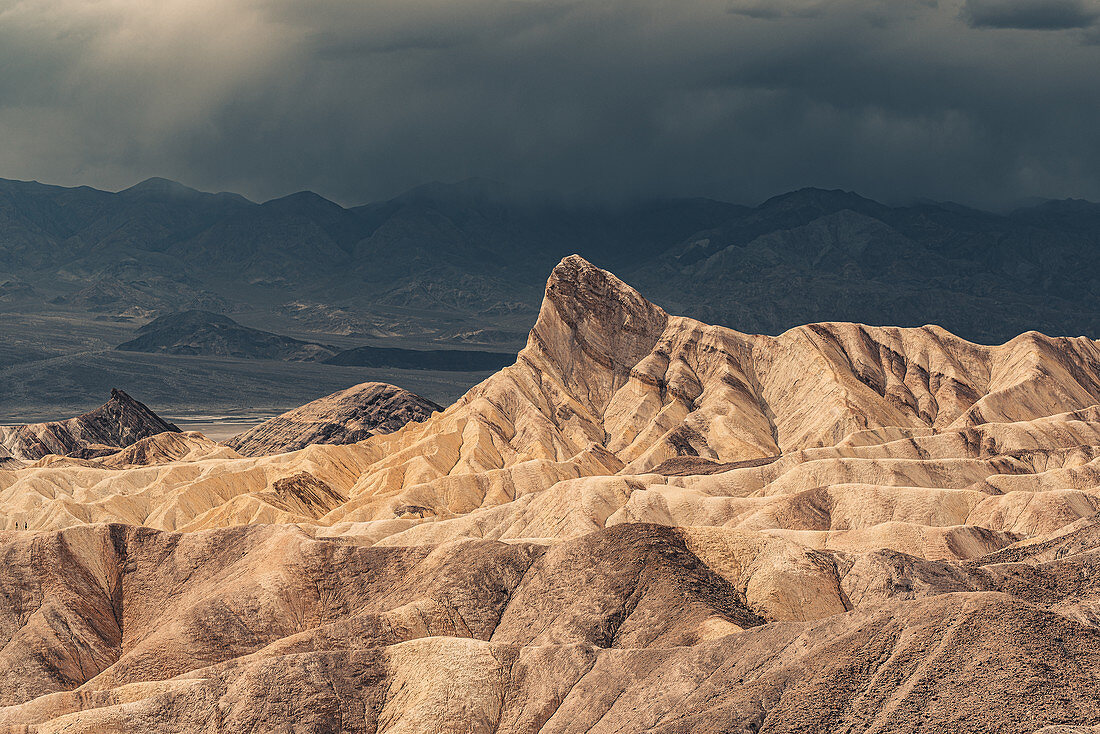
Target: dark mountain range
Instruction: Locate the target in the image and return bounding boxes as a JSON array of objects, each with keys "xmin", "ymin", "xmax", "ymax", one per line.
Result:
[
  {"xmin": 115, "ymin": 310, "xmax": 514, "ymax": 371},
  {"xmin": 116, "ymin": 310, "xmax": 338, "ymax": 361},
  {"xmin": 1, "ymin": 176, "xmax": 1099, "ymax": 343}
]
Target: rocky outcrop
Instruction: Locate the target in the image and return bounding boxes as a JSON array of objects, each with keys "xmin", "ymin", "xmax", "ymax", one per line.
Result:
[
  {"xmin": 0, "ymin": 389, "xmax": 178, "ymax": 462},
  {"xmin": 226, "ymin": 382, "xmax": 440, "ymax": 456}
]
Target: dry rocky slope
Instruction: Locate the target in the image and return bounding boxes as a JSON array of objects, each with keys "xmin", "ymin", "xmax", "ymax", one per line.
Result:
[
  {"xmin": 5, "ymin": 256, "xmax": 1100, "ymax": 731},
  {"xmin": 227, "ymin": 381, "xmax": 441, "ymax": 456}
]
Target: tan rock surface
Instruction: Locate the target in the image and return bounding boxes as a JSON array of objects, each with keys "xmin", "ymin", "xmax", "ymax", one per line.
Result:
[
  {"xmin": 5, "ymin": 256, "xmax": 1100, "ymax": 731},
  {"xmin": 2, "ymin": 522, "xmax": 1100, "ymax": 731}
]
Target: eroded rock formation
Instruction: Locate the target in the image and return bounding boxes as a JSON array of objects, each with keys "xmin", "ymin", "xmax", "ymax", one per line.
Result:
[
  {"xmin": 5, "ymin": 256, "xmax": 1100, "ymax": 731},
  {"xmin": 0, "ymin": 389, "xmax": 178, "ymax": 464},
  {"xmin": 227, "ymin": 382, "xmax": 440, "ymax": 457}
]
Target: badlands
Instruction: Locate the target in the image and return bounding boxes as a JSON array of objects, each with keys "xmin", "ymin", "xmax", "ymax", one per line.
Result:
[{"xmin": 4, "ymin": 255, "xmax": 1100, "ymax": 731}]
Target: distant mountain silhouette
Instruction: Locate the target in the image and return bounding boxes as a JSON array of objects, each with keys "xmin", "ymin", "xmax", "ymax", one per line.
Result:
[
  {"xmin": 117, "ymin": 310, "xmax": 338, "ymax": 361},
  {"xmin": 115, "ymin": 309, "xmax": 514, "ymax": 370},
  {"xmin": 2, "ymin": 176, "xmax": 1099, "ymax": 342}
]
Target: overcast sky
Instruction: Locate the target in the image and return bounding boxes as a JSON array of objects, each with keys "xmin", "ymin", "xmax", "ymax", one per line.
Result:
[{"xmin": 0, "ymin": 0, "xmax": 1098, "ymax": 207}]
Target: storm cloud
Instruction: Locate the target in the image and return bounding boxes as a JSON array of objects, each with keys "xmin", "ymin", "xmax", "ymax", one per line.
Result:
[
  {"xmin": 0, "ymin": 0, "xmax": 1098, "ymax": 207},
  {"xmin": 962, "ymin": 0, "xmax": 1100, "ymax": 30}
]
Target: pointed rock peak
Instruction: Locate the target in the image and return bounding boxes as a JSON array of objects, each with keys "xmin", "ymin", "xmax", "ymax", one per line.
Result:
[
  {"xmin": 98, "ymin": 389, "xmax": 179, "ymax": 433},
  {"xmin": 1, "ymin": 390, "xmax": 179, "ymax": 462},
  {"xmin": 109, "ymin": 387, "xmax": 135, "ymax": 404},
  {"xmin": 544, "ymin": 255, "xmax": 664, "ymax": 322},
  {"xmin": 529, "ymin": 255, "xmax": 668, "ymax": 378}
]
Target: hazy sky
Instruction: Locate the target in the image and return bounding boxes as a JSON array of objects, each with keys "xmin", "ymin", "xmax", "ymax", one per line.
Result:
[{"xmin": 1, "ymin": 0, "xmax": 1098, "ymax": 206}]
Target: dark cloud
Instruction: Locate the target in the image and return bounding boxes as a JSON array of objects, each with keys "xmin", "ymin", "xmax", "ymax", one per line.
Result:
[
  {"xmin": 962, "ymin": 0, "xmax": 1099, "ymax": 29},
  {"xmin": 0, "ymin": 0, "xmax": 1098, "ymax": 208},
  {"xmin": 727, "ymin": 3, "xmax": 824, "ymax": 20}
]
